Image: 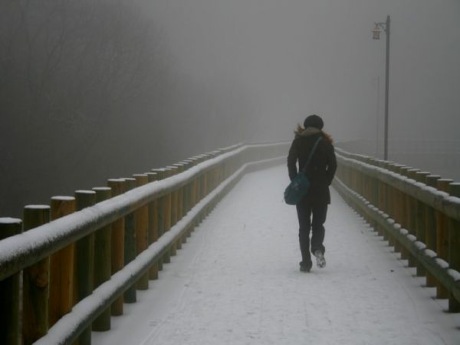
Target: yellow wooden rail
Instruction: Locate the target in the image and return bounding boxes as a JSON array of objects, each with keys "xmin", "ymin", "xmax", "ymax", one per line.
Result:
[
  {"xmin": 0, "ymin": 142, "xmax": 288, "ymax": 345},
  {"xmin": 333, "ymin": 148, "xmax": 460, "ymax": 313},
  {"xmin": 3, "ymin": 142, "xmax": 457, "ymax": 344}
]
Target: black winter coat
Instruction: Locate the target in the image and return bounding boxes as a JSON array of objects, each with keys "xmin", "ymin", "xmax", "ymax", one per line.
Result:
[{"xmin": 287, "ymin": 128, "xmax": 337, "ymax": 205}]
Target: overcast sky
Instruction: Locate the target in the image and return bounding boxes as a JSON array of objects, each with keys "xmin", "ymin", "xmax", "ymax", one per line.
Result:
[{"xmin": 140, "ymin": 0, "xmax": 460, "ymax": 144}]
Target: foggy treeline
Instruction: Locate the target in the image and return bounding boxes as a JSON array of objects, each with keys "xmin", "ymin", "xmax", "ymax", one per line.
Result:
[
  {"xmin": 0, "ymin": 0, "xmax": 251, "ymax": 217},
  {"xmin": 1, "ymin": 0, "xmax": 460, "ymax": 217}
]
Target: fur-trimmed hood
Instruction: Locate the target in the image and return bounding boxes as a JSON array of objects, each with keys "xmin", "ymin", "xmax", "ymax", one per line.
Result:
[{"xmin": 294, "ymin": 124, "xmax": 333, "ymax": 143}]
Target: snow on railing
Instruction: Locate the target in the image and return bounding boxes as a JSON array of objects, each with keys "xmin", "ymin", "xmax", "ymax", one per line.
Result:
[
  {"xmin": 0, "ymin": 142, "xmax": 288, "ymax": 345},
  {"xmin": 333, "ymin": 148, "xmax": 460, "ymax": 313}
]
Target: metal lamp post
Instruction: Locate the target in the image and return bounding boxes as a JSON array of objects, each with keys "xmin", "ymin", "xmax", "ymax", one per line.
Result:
[{"xmin": 372, "ymin": 15, "xmax": 390, "ymax": 161}]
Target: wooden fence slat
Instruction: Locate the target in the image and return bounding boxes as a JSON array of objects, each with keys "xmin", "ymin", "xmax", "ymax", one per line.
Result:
[
  {"xmin": 448, "ymin": 183, "xmax": 460, "ymax": 312},
  {"xmin": 92, "ymin": 187, "xmax": 112, "ymax": 332},
  {"xmin": 74, "ymin": 190, "xmax": 96, "ymax": 345},
  {"xmin": 107, "ymin": 179, "xmax": 126, "ymax": 316},
  {"xmin": 133, "ymin": 174, "xmax": 149, "ymax": 290},
  {"xmin": 146, "ymin": 173, "xmax": 159, "ymax": 280},
  {"xmin": 123, "ymin": 178, "xmax": 137, "ymax": 303},
  {"xmin": 49, "ymin": 197, "xmax": 76, "ymax": 328},
  {"xmin": 23, "ymin": 205, "xmax": 50, "ymax": 345},
  {"xmin": 0, "ymin": 218, "xmax": 22, "ymax": 345}
]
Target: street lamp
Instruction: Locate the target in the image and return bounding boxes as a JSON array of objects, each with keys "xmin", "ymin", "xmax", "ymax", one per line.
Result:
[{"xmin": 372, "ymin": 15, "xmax": 391, "ymax": 161}]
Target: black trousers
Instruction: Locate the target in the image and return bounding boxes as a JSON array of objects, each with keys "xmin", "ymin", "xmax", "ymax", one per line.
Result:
[{"xmin": 296, "ymin": 199, "xmax": 328, "ymax": 264}]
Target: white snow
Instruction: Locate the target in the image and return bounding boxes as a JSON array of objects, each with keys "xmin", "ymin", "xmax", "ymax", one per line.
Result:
[
  {"xmin": 24, "ymin": 205, "xmax": 49, "ymax": 209},
  {"xmin": 0, "ymin": 217, "xmax": 22, "ymax": 224},
  {"xmin": 91, "ymin": 165, "xmax": 460, "ymax": 345},
  {"xmin": 51, "ymin": 196, "xmax": 76, "ymax": 201}
]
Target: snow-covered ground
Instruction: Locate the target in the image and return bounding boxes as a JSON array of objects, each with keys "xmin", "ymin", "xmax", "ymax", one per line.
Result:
[{"xmin": 92, "ymin": 165, "xmax": 460, "ymax": 345}]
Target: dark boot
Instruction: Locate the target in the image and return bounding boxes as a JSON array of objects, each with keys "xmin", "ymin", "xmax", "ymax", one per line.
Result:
[{"xmin": 299, "ymin": 261, "xmax": 312, "ymax": 272}]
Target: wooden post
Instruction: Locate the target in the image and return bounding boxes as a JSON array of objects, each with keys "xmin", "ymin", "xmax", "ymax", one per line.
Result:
[
  {"xmin": 153, "ymin": 171, "xmax": 166, "ymax": 245},
  {"xmin": 386, "ymin": 184, "xmax": 395, "ymax": 246},
  {"xmin": 157, "ymin": 168, "xmax": 172, "ymax": 265},
  {"xmin": 92, "ymin": 187, "xmax": 112, "ymax": 331},
  {"xmin": 448, "ymin": 182, "xmax": 460, "ymax": 312},
  {"xmin": 74, "ymin": 190, "xmax": 96, "ymax": 345},
  {"xmin": 415, "ymin": 171, "xmax": 430, "ymax": 184},
  {"xmin": 392, "ymin": 189, "xmax": 403, "ymax": 254},
  {"xmin": 426, "ymin": 175, "xmax": 441, "ymax": 189},
  {"xmin": 191, "ymin": 174, "xmax": 198, "ymax": 209},
  {"xmin": 152, "ymin": 169, "xmax": 165, "ymax": 272},
  {"xmin": 23, "ymin": 205, "xmax": 50, "ymax": 345},
  {"xmin": 414, "ymin": 172, "xmax": 430, "ymax": 274},
  {"xmin": 181, "ymin": 162, "xmax": 193, "ymax": 241},
  {"xmin": 377, "ymin": 181, "xmax": 386, "ymax": 237},
  {"xmin": 49, "ymin": 197, "xmax": 76, "ymax": 328},
  {"xmin": 425, "ymin": 205, "xmax": 437, "ymax": 287},
  {"xmin": 133, "ymin": 174, "xmax": 149, "ymax": 290},
  {"xmin": 146, "ymin": 173, "xmax": 159, "ymax": 280},
  {"xmin": 416, "ymin": 197, "xmax": 427, "ymax": 277},
  {"xmin": 174, "ymin": 163, "xmax": 185, "ymax": 223},
  {"xmin": 169, "ymin": 166, "xmax": 179, "ymax": 255},
  {"xmin": 107, "ymin": 179, "xmax": 126, "ymax": 316},
  {"xmin": 436, "ymin": 179, "xmax": 453, "ymax": 263},
  {"xmin": 420, "ymin": 175, "xmax": 439, "ymax": 288},
  {"xmin": 435, "ymin": 179, "xmax": 452, "ymax": 299},
  {"xmin": 162, "ymin": 184, "xmax": 172, "ymax": 264},
  {"xmin": 180, "ymin": 161, "xmax": 192, "ymax": 219},
  {"xmin": 201, "ymin": 171, "xmax": 207, "ymax": 202},
  {"xmin": 123, "ymin": 178, "xmax": 137, "ymax": 303},
  {"xmin": 0, "ymin": 218, "xmax": 22, "ymax": 345},
  {"xmin": 437, "ymin": 179, "xmax": 454, "ymax": 194}
]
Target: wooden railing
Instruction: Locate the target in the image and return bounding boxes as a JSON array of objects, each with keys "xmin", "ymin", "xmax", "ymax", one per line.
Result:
[
  {"xmin": 2, "ymin": 142, "xmax": 459, "ymax": 344},
  {"xmin": 333, "ymin": 148, "xmax": 460, "ymax": 312},
  {"xmin": 0, "ymin": 142, "xmax": 289, "ymax": 345}
]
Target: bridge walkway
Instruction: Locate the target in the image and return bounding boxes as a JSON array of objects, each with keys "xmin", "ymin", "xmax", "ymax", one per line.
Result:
[{"xmin": 93, "ymin": 165, "xmax": 460, "ymax": 345}]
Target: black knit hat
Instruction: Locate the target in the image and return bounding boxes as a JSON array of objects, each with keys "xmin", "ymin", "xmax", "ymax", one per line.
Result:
[{"xmin": 303, "ymin": 114, "xmax": 324, "ymax": 130}]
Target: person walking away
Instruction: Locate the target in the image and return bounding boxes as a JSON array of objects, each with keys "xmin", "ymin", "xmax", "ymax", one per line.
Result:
[{"xmin": 287, "ymin": 114, "xmax": 337, "ymax": 272}]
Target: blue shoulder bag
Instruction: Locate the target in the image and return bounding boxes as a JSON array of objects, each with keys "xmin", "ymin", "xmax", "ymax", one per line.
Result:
[{"xmin": 284, "ymin": 137, "xmax": 322, "ymax": 205}]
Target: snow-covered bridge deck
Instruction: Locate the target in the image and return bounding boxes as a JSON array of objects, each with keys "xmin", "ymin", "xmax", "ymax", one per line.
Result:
[{"xmin": 93, "ymin": 165, "xmax": 460, "ymax": 345}]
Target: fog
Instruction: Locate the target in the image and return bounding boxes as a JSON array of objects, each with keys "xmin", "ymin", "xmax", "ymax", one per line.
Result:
[
  {"xmin": 1, "ymin": 0, "xmax": 459, "ymax": 217},
  {"xmin": 142, "ymin": 0, "xmax": 460, "ymax": 142}
]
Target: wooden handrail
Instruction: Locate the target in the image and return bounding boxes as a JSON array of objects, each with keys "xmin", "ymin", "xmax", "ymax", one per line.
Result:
[
  {"xmin": 0, "ymin": 142, "xmax": 288, "ymax": 345},
  {"xmin": 333, "ymin": 149, "xmax": 460, "ymax": 313},
  {"xmin": 3, "ymin": 141, "xmax": 457, "ymax": 344}
]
